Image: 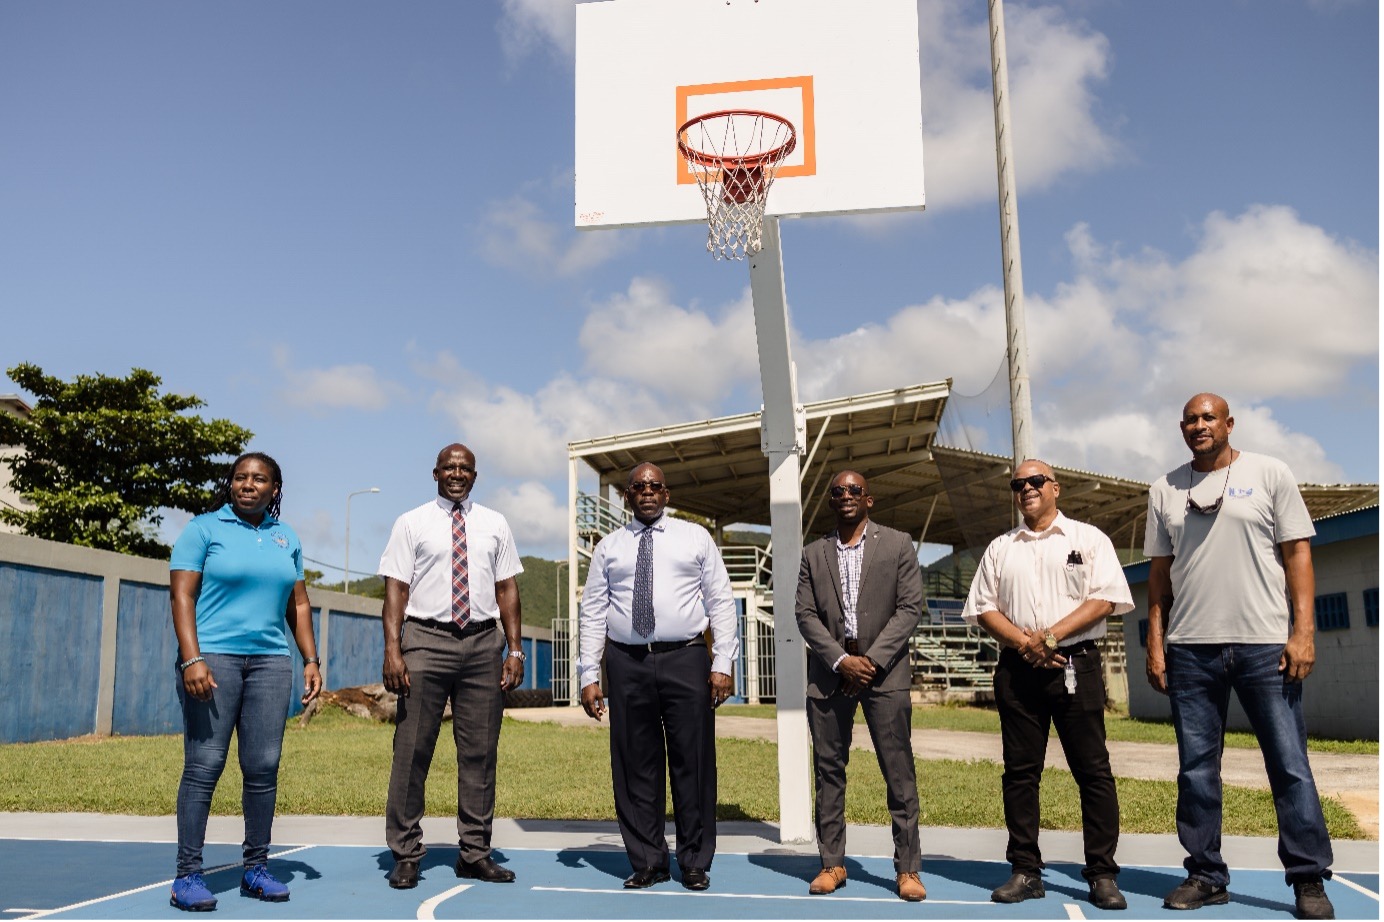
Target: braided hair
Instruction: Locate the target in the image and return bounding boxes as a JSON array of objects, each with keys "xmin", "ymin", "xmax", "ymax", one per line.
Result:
[{"xmin": 209, "ymin": 451, "xmax": 284, "ymax": 519}]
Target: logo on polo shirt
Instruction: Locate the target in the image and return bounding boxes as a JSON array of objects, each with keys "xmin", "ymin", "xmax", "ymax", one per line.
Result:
[
  {"xmin": 1228, "ymin": 487, "xmax": 1254, "ymax": 499},
  {"xmin": 271, "ymin": 531, "xmax": 289, "ymax": 548}
]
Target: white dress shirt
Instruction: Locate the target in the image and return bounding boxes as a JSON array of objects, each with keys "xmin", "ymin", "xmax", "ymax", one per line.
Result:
[
  {"xmin": 377, "ymin": 496, "xmax": 523, "ymax": 622},
  {"xmin": 578, "ymin": 512, "xmax": 739, "ymax": 688},
  {"xmin": 961, "ymin": 511, "xmax": 1133, "ymax": 642}
]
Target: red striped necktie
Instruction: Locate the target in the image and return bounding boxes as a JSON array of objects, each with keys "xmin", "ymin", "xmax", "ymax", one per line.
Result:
[{"xmin": 451, "ymin": 502, "xmax": 471, "ymax": 627}]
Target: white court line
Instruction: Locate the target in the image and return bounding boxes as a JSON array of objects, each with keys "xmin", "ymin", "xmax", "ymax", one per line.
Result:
[
  {"xmin": 531, "ymin": 885, "xmax": 990, "ymax": 905},
  {"xmin": 13, "ymin": 844, "xmax": 314, "ymax": 920},
  {"xmin": 1333, "ymin": 874, "xmax": 1380, "ymax": 901},
  {"xmin": 416, "ymin": 883, "xmax": 473, "ymax": 920},
  {"xmin": 1063, "ymin": 902, "xmax": 1086, "ymax": 920}
]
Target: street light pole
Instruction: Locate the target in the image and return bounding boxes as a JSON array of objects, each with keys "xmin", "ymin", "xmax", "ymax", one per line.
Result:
[{"xmin": 344, "ymin": 487, "xmax": 381, "ymax": 595}]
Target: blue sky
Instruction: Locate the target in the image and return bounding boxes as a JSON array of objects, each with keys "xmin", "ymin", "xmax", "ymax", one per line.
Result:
[{"xmin": 1, "ymin": 0, "xmax": 1377, "ymax": 571}]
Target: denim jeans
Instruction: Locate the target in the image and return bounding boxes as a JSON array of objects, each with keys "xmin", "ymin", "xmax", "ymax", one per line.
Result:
[
  {"xmin": 175, "ymin": 652, "xmax": 293, "ymax": 876},
  {"xmin": 1166, "ymin": 643, "xmax": 1333, "ymax": 887}
]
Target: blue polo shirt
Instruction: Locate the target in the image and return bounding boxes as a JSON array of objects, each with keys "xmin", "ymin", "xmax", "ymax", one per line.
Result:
[{"xmin": 170, "ymin": 504, "xmax": 304, "ymax": 656}]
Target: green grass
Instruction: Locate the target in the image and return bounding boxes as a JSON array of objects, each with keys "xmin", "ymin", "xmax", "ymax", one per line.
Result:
[
  {"xmin": 0, "ymin": 707, "xmax": 1364, "ymax": 839},
  {"xmin": 722, "ymin": 704, "xmax": 1379, "ymax": 755}
]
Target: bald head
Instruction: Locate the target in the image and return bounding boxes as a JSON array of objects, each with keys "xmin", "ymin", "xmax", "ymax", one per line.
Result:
[
  {"xmin": 1180, "ymin": 393, "xmax": 1235, "ymax": 464},
  {"xmin": 626, "ymin": 462, "xmax": 670, "ymax": 526},
  {"xmin": 433, "ymin": 443, "xmax": 477, "ymax": 503},
  {"xmin": 1183, "ymin": 393, "xmax": 1230, "ymax": 420}
]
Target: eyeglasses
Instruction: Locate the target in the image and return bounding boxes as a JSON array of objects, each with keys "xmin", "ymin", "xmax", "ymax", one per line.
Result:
[
  {"xmin": 627, "ymin": 481, "xmax": 665, "ymax": 494},
  {"xmin": 1186, "ymin": 464, "xmax": 1232, "ymax": 515},
  {"xmin": 829, "ymin": 483, "xmax": 866, "ymax": 498},
  {"xmin": 1010, "ymin": 474, "xmax": 1056, "ymax": 493}
]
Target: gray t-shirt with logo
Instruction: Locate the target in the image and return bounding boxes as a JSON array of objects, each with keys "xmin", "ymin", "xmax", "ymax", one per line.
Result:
[{"xmin": 1144, "ymin": 450, "xmax": 1315, "ymax": 644}]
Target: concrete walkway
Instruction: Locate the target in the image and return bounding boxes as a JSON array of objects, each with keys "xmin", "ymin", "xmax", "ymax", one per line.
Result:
[{"xmin": 506, "ymin": 707, "xmax": 1380, "ymax": 838}]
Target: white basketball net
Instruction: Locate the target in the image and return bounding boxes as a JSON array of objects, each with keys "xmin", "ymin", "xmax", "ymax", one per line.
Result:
[{"xmin": 678, "ymin": 111, "xmax": 796, "ymax": 261}]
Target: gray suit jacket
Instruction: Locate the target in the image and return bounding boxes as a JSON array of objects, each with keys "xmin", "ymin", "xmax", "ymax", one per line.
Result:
[{"xmin": 795, "ymin": 520, "xmax": 923, "ymax": 698}]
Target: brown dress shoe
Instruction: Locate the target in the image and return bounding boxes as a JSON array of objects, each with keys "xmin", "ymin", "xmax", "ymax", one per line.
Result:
[
  {"xmin": 808, "ymin": 866, "xmax": 847, "ymax": 894},
  {"xmin": 897, "ymin": 871, "xmax": 927, "ymax": 902}
]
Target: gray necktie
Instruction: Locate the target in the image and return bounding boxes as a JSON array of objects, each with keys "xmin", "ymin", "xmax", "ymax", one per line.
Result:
[{"xmin": 632, "ymin": 526, "xmax": 655, "ymax": 638}]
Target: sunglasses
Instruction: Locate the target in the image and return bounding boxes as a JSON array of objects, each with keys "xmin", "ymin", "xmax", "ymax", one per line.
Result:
[
  {"xmin": 627, "ymin": 481, "xmax": 665, "ymax": 494},
  {"xmin": 1010, "ymin": 474, "xmax": 1056, "ymax": 493},
  {"xmin": 1186, "ymin": 466, "xmax": 1231, "ymax": 516},
  {"xmin": 829, "ymin": 483, "xmax": 866, "ymax": 498}
]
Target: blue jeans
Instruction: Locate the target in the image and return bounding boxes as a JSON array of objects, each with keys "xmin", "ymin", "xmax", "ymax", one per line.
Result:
[
  {"xmin": 175, "ymin": 653, "xmax": 293, "ymax": 876},
  {"xmin": 1166, "ymin": 643, "xmax": 1333, "ymax": 887}
]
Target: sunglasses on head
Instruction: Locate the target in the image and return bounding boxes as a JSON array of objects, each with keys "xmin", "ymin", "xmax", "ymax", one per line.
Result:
[
  {"xmin": 829, "ymin": 483, "xmax": 866, "ymax": 498},
  {"xmin": 1010, "ymin": 474, "xmax": 1056, "ymax": 492},
  {"xmin": 627, "ymin": 481, "xmax": 665, "ymax": 494}
]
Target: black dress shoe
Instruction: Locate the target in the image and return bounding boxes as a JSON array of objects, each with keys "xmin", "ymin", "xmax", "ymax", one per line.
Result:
[
  {"xmin": 1090, "ymin": 878, "xmax": 1128, "ymax": 911},
  {"xmin": 388, "ymin": 860, "xmax": 419, "ymax": 890},
  {"xmin": 681, "ymin": 868, "xmax": 710, "ymax": 891},
  {"xmin": 623, "ymin": 868, "xmax": 671, "ymax": 889},
  {"xmin": 455, "ymin": 855, "xmax": 516, "ymax": 883},
  {"xmin": 991, "ymin": 871, "xmax": 1045, "ymax": 903}
]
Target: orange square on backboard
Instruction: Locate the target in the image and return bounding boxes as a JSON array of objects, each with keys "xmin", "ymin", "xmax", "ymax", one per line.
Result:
[{"xmin": 674, "ymin": 76, "xmax": 816, "ymax": 185}]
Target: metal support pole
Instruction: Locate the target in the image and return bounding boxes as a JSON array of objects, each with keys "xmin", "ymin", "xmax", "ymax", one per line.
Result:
[
  {"xmin": 747, "ymin": 217, "xmax": 813, "ymax": 844},
  {"xmin": 988, "ymin": 0, "xmax": 1035, "ymax": 466}
]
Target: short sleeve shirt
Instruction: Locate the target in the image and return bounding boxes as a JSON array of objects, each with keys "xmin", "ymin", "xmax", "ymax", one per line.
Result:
[
  {"xmin": 962, "ymin": 511, "xmax": 1134, "ymax": 641},
  {"xmin": 169, "ymin": 505, "xmax": 304, "ymax": 656},
  {"xmin": 377, "ymin": 497, "xmax": 523, "ymax": 622},
  {"xmin": 1143, "ymin": 451, "xmax": 1315, "ymax": 643}
]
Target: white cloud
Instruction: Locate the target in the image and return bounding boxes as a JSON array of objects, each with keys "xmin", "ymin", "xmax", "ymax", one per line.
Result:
[
  {"xmin": 497, "ymin": 0, "xmax": 575, "ymax": 67},
  {"xmin": 486, "ymin": 480, "xmax": 569, "ymax": 553},
  {"xmin": 918, "ymin": 0, "xmax": 1120, "ymax": 211},
  {"xmin": 273, "ymin": 348, "xmax": 407, "ymax": 413},
  {"xmin": 578, "ymin": 277, "xmax": 760, "ymax": 407},
  {"xmin": 477, "ymin": 195, "xmax": 634, "ymax": 276}
]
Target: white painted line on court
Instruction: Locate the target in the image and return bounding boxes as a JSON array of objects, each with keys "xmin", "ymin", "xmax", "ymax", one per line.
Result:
[
  {"xmin": 12, "ymin": 845, "xmax": 314, "ymax": 920},
  {"xmin": 416, "ymin": 883, "xmax": 473, "ymax": 920},
  {"xmin": 1063, "ymin": 901, "xmax": 1086, "ymax": 919},
  {"xmin": 531, "ymin": 885, "xmax": 990, "ymax": 904},
  {"xmin": 1333, "ymin": 873, "xmax": 1380, "ymax": 901}
]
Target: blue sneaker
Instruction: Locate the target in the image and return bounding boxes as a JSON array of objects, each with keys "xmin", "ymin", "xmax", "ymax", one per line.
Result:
[
  {"xmin": 240, "ymin": 865, "xmax": 290, "ymax": 902},
  {"xmin": 170, "ymin": 873, "xmax": 217, "ymax": 912}
]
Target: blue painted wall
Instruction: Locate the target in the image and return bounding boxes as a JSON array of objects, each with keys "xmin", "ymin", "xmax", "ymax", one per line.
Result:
[
  {"xmin": 287, "ymin": 609, "xmax": 323, "ymax": 718},
  {"xmin": 0, "ymin": 563, "xmax": 104, "ymax": 743},
  {"xmin": 112, "ymin": 580, "xmax": 181, "ymax": 736},
  {"xmin": 326, "ymin": 610, "xmax": 385, "ymax": 690}
]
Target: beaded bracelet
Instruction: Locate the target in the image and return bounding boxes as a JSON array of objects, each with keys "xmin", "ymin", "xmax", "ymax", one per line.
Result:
[{"xmin": 177, "ymin": 655, "xmax": 206, "ymax": 672}]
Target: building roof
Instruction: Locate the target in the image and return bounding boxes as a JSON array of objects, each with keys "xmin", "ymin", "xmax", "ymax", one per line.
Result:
[{"xmin": 568, "ymin": 381, "xmax": 1380, "ymax": 553}]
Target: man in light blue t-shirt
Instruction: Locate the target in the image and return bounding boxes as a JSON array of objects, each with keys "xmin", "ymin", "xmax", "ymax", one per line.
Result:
[{"xmin": 1144, "ymin": 393, "xmax": 1333, "ymax": 921}]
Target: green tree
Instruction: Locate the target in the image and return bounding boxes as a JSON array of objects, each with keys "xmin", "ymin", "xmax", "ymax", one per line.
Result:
[{"xmin": 0, "ymin": 364, "xmax": 252, "ymax": 557}]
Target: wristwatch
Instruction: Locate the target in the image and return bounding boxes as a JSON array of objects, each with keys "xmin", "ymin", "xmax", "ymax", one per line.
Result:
[
  {"xmin": 1043, "ymin": 631, "xmax": 1058, "ymax": 651},
  {"xmin": 507, "ymin": 649, "xmax": 526, "ymax": 662}
]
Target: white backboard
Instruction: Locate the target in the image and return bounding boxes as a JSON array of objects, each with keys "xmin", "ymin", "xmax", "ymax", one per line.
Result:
[{"xmin": 575, "ymin": 0, "xmax": 925, "ymax": 229}]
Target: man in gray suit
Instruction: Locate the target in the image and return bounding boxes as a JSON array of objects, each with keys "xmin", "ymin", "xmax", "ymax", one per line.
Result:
[{"xmin": 795, "ymin": 470, "xmax": 926, "ymax": 902}]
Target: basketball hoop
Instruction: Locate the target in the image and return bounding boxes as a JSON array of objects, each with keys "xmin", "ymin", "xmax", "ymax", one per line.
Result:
[{"xmin": 677, "ymin": 109, "xmax": 796, "ymax": 260}]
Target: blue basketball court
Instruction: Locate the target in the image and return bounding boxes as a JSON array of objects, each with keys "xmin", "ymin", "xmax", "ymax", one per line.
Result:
[{"xmin": 1, "ymin": 815, "xmax": 1377, "ymax": 920}]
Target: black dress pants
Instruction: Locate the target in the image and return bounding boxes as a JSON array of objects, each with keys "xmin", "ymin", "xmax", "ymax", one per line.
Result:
[
  {"xmin": 993, "ymin": 646, "xmax": 1120, "ymax": 881},
  {"xmin": 605, "ymin": 640, "xmax": 717, "ymax": 873}
]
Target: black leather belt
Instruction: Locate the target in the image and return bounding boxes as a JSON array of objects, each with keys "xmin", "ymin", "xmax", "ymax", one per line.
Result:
[
  {"xmin": 844, "ymin": 638, "xmax": 861, "ymax": 656},
  {"xmin": 1058, "ymin": 639, "xmax": 1098, "ymax": 656},
  {"xmin": 611, "ymin": 636, "xmax": 702, "ymax": 655},
  {"xmin": 406, "ymin": 616, "xmax": 496, "ymax": 638}
]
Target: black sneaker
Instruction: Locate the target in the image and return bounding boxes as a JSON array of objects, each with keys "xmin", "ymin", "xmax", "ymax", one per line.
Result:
[
  {"xmin": 1163, "ymin": 877, "xmax": 1229, "ymax": 910},
  {"xmin": 991, "ymin": 872, "xmax": 1045, "ymax": 903},
  {"xmin": 1293, "ymin": 879, "xmax": 1335, "ymax": 920}
]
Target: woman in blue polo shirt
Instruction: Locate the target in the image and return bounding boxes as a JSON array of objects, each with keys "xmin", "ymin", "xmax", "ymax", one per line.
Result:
[{"xmin": 167, "ymin": 452, "xmax": 322, "ymax": 912}]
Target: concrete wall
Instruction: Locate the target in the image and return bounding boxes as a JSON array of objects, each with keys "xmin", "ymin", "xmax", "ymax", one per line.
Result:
[
  {"xmin": 1123, "ymin": 507, "xmax": 1379, "ymax": 741},
  {"xmin": 0, "ymin": 531, "xmax": 553, "ymax": 743}
]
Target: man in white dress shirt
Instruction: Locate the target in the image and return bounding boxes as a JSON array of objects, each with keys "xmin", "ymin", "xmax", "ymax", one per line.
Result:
[
  {"xmin": 962, "ymin": 459, "xmax": 1134, "ymax": 911},
  {"xmin": 378, "ymin": 443, "xmax": 526, "ymax": 890},
  {"xmin": 578, "ymin": 462, "xmax": 739, "ymax": 892}
]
